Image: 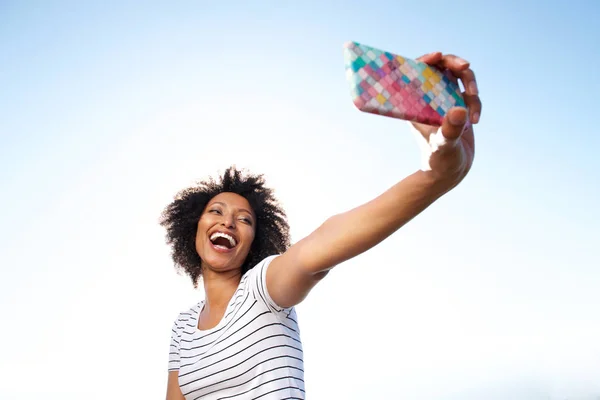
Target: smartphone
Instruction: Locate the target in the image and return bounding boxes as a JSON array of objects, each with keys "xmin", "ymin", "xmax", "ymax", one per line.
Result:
[{"xmin": 343, "ymin": 41, "xmax": 465, "ymax": 126}]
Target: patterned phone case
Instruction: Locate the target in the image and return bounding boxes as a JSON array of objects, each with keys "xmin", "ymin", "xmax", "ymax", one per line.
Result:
[{"xmin": 343, "ymin": 41, "xmax": 465, "ymax": 126}]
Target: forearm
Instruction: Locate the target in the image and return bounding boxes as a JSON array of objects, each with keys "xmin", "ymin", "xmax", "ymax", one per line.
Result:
[{"xmin": 299, "ymin": 170, "xmax": 451, "ymax": 273}]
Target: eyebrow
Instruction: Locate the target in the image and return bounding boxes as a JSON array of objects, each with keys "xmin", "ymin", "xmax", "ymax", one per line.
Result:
[{"xmin": 210, "ymin": 201, "xmax": 254, "ymax": 217}]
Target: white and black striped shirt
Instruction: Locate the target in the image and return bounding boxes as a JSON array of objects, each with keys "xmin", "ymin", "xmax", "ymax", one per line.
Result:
[{"xmin": 169, "ymin": 255, "xmax": 305, "ymax": 399}]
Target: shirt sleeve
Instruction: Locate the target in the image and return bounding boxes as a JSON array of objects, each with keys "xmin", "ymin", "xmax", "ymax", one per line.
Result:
[
  {"xmin": 247, "ymin": 254, "xmax": 293, "ymax": 315},
  {"xmin": 168, "ymin": 317, "xmax": 183, "ymax": 371}
]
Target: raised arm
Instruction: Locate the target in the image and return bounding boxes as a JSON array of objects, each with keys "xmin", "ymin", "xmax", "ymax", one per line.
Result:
[{"xmin": 266, "ymin": 52, "xmax": 481, "ymax": 308}]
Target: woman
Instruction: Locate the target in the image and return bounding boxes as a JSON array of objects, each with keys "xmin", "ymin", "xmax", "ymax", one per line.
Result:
[{"xmin": 162, "ymin": 51, "xmax": 481, "ymax": 400}]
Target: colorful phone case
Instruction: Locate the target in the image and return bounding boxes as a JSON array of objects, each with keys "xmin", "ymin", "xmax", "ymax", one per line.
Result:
[{"xmin": 343, "ymin": 41, "xmax": 465, "ymax": 126}]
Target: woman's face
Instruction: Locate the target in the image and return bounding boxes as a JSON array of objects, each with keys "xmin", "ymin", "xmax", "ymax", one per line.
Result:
[{"xmin": 196, "ymin": 192, "xmax": 256, "ymax": 274}]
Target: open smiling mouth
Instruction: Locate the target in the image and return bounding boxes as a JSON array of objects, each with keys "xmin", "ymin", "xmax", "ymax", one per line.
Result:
[{"xmin": 210, "ymin": 232, "xmax": 238, "ymax": 251}]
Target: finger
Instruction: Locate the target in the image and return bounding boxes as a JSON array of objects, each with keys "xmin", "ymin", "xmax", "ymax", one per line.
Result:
[
  {"xmin": 448, "ymin": 67, "xmax": 481, "ymax": 123},
  {"xmin": 441, "ymin": 107, "xmax": 468, "ymax": 141},
  {"xmin": 439, "ymin": 54, "xmax": 470, "ymax": 73},
  {"xmin": 416, "ymin": 51, "xmax": 443, "ymax": 65},
  {"xmin": 463, "ymin": 92, "xmax": 482, "ymax": 124},
  {"xmin": 456, "ymin": 68, "xmax": 479, "ymax": 96}
]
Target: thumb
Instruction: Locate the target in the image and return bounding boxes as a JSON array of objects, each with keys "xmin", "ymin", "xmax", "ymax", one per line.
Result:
[{"xmin": 442, "ymin": 107, "xmax": 468, "ymax": 141}]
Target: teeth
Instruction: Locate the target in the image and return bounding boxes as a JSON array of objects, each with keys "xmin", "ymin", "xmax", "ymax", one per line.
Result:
[{"xmin": 210, "ymin": 232, "xmax": 237, "ymax": 247}]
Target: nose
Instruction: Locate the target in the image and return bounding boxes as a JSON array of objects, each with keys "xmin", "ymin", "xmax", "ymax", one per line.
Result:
[{"xmin": 221, "ymin": 213, "xmax": 235, "ymax": 229}]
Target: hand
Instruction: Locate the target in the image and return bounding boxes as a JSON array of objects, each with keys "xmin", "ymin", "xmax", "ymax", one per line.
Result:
[{"xmin": 410, "ymin": 52, "xmax": 481, "ymax": 187}]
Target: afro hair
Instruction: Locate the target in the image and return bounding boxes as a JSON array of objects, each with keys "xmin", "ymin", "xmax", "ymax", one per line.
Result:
[{"xmin": 159, "ymin": 166, "xmax": 291, "ymax": 287}]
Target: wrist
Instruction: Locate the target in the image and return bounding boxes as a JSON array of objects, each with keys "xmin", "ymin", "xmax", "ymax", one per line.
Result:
[{"xmin": 414, "ymin": 169, "xmax": 459, "ymax": 197}]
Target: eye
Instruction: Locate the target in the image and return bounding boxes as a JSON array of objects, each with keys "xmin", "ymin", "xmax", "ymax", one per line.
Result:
[
  {"xmin": 240, "ymin": 217, "xmax": 253, "ymax": 225},
  {"xmin": 209, "ymin": 209, "xmax": 222, "ymax": 215}
]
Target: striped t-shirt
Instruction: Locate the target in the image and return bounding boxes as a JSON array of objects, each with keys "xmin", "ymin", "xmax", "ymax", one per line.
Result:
[{"xmin": 168, "ymin": 255, "xmax": 305, "ymax": 400}]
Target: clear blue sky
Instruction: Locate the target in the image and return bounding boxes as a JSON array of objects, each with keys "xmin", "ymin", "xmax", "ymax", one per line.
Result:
[{"xmin": 1, "ymin": 1, "xmax": 599, "ymax": 399}]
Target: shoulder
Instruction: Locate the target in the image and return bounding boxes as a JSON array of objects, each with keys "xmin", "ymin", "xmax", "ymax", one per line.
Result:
[
  {"xmin": 171, "ymin": 302, "xmax": 202, "ymax": 332},
  {"xmin": 243, "ymin": 254, "xmax": 279, "ymax": 290},
  {"xmin": 245, "ymin": 254, "xmax": 279, "ymax": 277},
  {"xmin": 244, "ymin": 254, "xmax": 293, "ymax": 314}
]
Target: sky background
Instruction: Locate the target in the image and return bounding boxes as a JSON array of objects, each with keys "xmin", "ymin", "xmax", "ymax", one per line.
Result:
[{"xmin": 1, "ymin": 1, "xmax": 599, "ymax": 399}]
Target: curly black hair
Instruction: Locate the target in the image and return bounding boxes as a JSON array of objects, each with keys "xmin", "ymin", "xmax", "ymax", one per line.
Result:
[{"xmin": 159, "ymin": 166, "xmax": 291, "ymax": 287}]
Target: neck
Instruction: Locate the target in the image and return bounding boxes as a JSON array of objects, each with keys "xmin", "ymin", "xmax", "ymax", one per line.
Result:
[{"xmin": 201, "ymin": 266, "xmax": 242, "ymax": 313}]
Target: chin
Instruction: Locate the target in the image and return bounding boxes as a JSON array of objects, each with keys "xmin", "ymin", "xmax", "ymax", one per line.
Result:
[
  {"xmin": 205, "ymin": 258, "xmax": 241, "ymax": 272},
  {"xmin": 197, "ymin": 231, "xmax": 252, "ymax": 270},
  {"xmin": 198, "ymin": 248, "xmax": 243, "ymax": 273}
]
